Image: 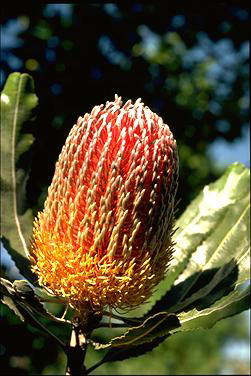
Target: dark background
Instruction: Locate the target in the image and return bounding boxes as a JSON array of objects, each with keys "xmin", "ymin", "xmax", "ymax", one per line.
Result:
[{"xmin": 1, "ymin": 2, "xmax": 250, "ymax": 375}]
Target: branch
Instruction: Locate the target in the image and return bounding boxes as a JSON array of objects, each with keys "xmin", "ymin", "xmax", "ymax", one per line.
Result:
[
  {"xmin": 65, "ymin": 307, "xmax": 103, "ymax": 375},
  {"xmin": 65, "ymin": 325, "xmax": 88, "ymax": 375}
]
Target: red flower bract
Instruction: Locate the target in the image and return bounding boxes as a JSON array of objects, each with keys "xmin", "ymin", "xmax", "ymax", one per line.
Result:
[{"xmin": 30, "ymin": 95, "xmax": 179, "ymax": 313}]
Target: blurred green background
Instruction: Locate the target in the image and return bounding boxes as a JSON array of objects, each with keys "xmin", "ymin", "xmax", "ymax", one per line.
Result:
[{"xmin": 1, "ymin": 2, "xmax": 250, "ymax": 375}]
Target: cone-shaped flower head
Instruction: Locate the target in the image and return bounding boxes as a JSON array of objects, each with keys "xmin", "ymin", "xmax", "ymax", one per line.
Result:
[{"xmin": 30, "ymin": 95, "xmax": 179, "ymax": 313}]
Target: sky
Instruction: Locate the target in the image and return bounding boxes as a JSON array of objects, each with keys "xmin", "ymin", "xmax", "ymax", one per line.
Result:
[{"xmin": 209, "ymin": 124, "xmax": 250, "ymax": 168}]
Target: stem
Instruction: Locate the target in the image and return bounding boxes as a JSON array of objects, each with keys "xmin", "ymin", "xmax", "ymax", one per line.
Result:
[
  {"xmin": 66, "ymin": 326, "xmax": 88, "ymax": 375},
  {"xmin": 65, "ymin": 307, "xmax": 102, "ymax": 375}
]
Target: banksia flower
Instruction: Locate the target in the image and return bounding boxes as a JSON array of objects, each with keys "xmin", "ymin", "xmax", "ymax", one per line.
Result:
[{"xmin": 30, "ymin": 95, "xmax": 179, "ymax": 313}]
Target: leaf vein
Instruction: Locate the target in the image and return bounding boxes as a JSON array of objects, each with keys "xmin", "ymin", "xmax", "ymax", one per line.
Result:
[{"xmin": 12, "ymin": 75, "xmax": 29, "ymax": 257}]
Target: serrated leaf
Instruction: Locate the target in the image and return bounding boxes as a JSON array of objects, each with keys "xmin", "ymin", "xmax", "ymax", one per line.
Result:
[
  {"xmin": 96, "ymin": 335, "xmax": 168, "ymax": 366},
  {"xmin": 1, "ymin": 295, "xmax": 26, "ymax": 322},
  {"xmin": 175, "ymin": 284, "xmax": 250, "ymax": 332},
  {"xmin": 143, "ymin": 163, "xmax": 250, "ymax": 326},
  {"xmin": 1, "ymin": 278, "xmax": 67, "ymax": 349},
  {"xmin": 13, "ymin": 279, "xmax": 35, "ymax": 298},
  {"xmin": 165, "ymin": 162, "xmax": 250, "ymax": 290},
  {"xmin": 0, "ymin": 277, "xmax": 14, "ymax": 296},
  {"xmin": 1, "ymin": 72, "xmax": 38, "ymax": 282},
  {"xmin": 88, "ymin": 314, "xmax": 179, "ymax": 372},
  {"xmin": 95, "ymin": 312, "xmax": 180, "ymax": 350},
  {"xmin": 0, "ymin": 278, "xmax": 25, "ymax": 321},
  {"xmin": 145, "ymin": 259, "xmax": 239, "ymax": 318},
  {"xmin": 0, "ymin": 278, "xmax": 69, "ymax": 325}
]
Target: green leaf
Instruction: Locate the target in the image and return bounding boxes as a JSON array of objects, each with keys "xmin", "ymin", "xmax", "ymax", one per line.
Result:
[
  {"xmin": 88, "ymin": 313, "xmax": 179, "ymax": 372},
  {"xmin": 145, "ymin": 259, "xmax": 239, "ymax": 317},
  {"xmin": 90, "ymin": 335, "xmax": 168, "ymax": 371},
  {"xmin": 143, "ymin": 162, "xmax": 250, "ymax": 330},
  {"xmin": 0, "ymin": 278, "xmax": 70, "ymax": 325},
  {"xmin": 1, "ymin": 72, "xmax": 38, "ymax": 282},
  {"xmin": 166, "ymin": 162, "xmax": 250, "ymax": 290},
  {"xmin": 176, "ymin": 284, "xmax": 250, "ymax": 331},
  {"xmin": 0, "ymin": 278, "xmax": 67, "ymax": 349},
  {"xmin": 0, "ymin": 278, "xmax": 25, "ymax": 321},
  {"xmin": 94, "ymin": 312, "xmax": 180, "ymax": 350}
]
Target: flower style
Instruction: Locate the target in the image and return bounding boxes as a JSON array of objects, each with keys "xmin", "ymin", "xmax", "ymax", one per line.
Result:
[{"xmin": 30, "ymin": 95, "xmax": 179, "ymax": 313}]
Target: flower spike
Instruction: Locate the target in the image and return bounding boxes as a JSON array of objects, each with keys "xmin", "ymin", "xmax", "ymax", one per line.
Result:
[{"xmin": 30, "ymin": 95, "xmax": 179, "ymax": 314}]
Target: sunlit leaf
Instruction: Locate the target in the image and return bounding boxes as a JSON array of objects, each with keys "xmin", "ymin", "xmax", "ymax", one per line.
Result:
[
  {"xmin": 94, "ymin": 312, "xmax": 180, "ymax": 350},
  {"xmin": 142, "ymin": 162, "xmax": 250, "ymax": 330},
  {"xmin": 1, "ymin": 73, "xmax": 38, "ymax": 282},
  {"xmin": 145, "ymin": 259, "xmax": 239, "ymax": 317},
  {"xmin": 166, "ymin": 162, "xmax": 250, "ymax": 290},
  {"xmin": 92, "ymin": 335, "xmax": 168, "ymax": 369},
  {"xmin": 175, "ymin": 284, "xmax": 250, "ymax": 331}
]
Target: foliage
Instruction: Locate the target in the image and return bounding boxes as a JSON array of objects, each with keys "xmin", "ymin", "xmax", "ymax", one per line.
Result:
[
  {"xmin": 1, "ymin": 72, "xmax": 250, "ymax": 374},
  {"xmin": 1, "ymin": 73, "xmax": 37, "ymax": 282},
  {"xmin": 1, "ymin": 3, "xmax": 249, "ymax": 215},
  {"xmin": 1, "ymin": 3, "xmax": 250, "ymax": 375}
]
